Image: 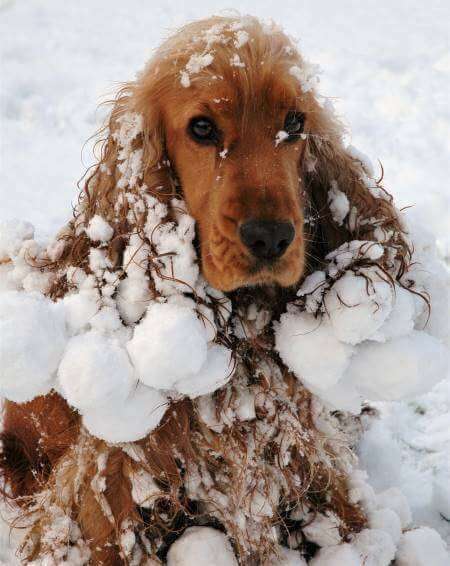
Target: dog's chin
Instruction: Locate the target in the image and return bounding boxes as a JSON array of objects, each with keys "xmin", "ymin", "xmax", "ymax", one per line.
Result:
[{"xmin": 203, "ymin": 255, "xmax": 305, "ymax": 293}]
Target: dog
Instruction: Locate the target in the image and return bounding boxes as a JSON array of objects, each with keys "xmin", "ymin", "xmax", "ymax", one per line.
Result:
[{"xmin": 0, "ymin": 15, "xmax": 410, "ymax": 565}]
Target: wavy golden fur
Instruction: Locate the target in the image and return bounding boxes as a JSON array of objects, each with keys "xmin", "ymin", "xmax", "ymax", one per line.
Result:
[{"xmin": 1, "ymin": 15, "xmax": 412, "ymax": 565}]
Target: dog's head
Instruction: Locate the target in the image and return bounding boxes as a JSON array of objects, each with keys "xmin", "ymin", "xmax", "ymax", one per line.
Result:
[
  {"xmin": 132, "ymin": 17, "xmax": 320, "ymax": 291},
  {"xmin": 77, "ymin": 16, "xmax": 406, "ymax": 295}
]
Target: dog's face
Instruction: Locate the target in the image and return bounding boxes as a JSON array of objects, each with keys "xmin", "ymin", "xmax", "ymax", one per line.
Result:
[
  {"xmin": 162, "ymin": 74, "xmax": 309, "ymax": 292},
  {"xmin": 145, "ymin": 22, "xmax": 313, "ymax": 292}
]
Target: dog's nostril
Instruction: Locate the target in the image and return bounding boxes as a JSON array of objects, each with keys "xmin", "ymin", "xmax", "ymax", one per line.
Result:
[{"xmin": 239, "ymin": 220, "xmax": 295, "ymax": 261}]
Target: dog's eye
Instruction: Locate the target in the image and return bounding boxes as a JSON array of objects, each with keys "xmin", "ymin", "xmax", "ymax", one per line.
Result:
[
  {"xmin": 284, "ymin": 111, "xmax": 306, "ymax": 140},
  {"xmin": 188, "ymin": 116, "xmax": 219, "ymax": 145}
]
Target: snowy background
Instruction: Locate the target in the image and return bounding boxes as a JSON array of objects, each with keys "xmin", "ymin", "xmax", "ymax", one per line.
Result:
[{"xmin": 1, "ymin": 0, "xmax": 449, "ymax": 562}]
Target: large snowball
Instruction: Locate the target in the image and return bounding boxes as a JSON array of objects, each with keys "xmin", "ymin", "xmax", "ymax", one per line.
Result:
[
  {"xmin": 127, "ymin": 302, "xmax": 208, "ymax": 390},
  {"xmin": 167, "ymin": 527, "xmax": 238, "ymax": 566},
  {"xmin": 310, "ymin": 544, "xmax": 361, "ymax": 566},
  {"xmin": 275, "ymin": 311, "xmax": 354, "ymax": 389},
  {"xmin": 174, "ymin": 344, "xmax": 233, "ymax": 397},
  {"xmin": 396, "ymin": 528, "xmax": 449, "ymax": 566},
  {"xmin": 82, "ymin": 383, "xmax": 168, "ymax": 443},
  {"xmin": 58, "ymin": 332, "xmax": 136, "ymax": 412},
  {"xmin": 325, "ymin": 271, "xmax": 393, "ymax": 345},
  {"xmin": 352, "ymin": 528, "xmax": 396, "ymax": 566},
  {"xmin": 0, "ymin": 291, "xmax": 66, "ymax": 402},
  {"xmin": 347, "ymin": 330, "xmax": 447, "ymax": 401}
]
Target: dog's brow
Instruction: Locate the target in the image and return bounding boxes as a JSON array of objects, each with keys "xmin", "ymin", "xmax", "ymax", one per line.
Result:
[{"xmin": 199, "ymin": 101, "xmax": 234, "ymax": 117}]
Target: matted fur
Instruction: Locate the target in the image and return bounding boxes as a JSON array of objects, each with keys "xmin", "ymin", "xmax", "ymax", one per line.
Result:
[{"xmin": 0, "ymin": 15, "xmax": 414, "ymax": 565}]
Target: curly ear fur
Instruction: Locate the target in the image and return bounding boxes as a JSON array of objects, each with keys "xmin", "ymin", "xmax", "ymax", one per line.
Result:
[
  {"xmin": 303, "ymin": 104, "xmax": 410, "ymax": 274},
  {"xmin": 49, "ymin": 83, "xmax": 174, "ymax": 297}
]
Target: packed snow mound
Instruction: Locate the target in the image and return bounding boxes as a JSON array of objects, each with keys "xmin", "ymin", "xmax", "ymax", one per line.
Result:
[{"xmin": 275, "ymin": 238, "xmax": 448, "ymax": 414}]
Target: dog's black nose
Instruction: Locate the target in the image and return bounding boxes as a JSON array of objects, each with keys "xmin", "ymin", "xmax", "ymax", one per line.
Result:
[{"xmin": 240, "ymin": 220, "xmax": 295, "ymax": 261}]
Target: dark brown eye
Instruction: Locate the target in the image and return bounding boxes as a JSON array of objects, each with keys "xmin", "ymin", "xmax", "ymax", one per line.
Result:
[
  {"xmin": 188, "ymin": 116, "xmax": 219, "ymax": 145},
  {"xmin": 284, "ymin": 111, "xmax": 306, "ymax": 140}
]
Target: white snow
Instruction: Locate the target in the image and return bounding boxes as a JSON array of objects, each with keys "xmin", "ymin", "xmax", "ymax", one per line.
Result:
[
  {"xmin": 167, "ymin": 527, "xmax": 238, "ymax": 566},
  {"xmin": 396, "ymin": 527, "xmax": 449, "ymax": 566},
  {"xmin": 0, "ymin": 291, "xmax": 67, "ymax": 402},
  {"xmin": 82, "ymin": 383, "xmax": 168, "ymax": 443},
  {"xmin": 126, "ymin": 302, "xmax": 208, "ymax": 389},
  {"xmin": 347, "ymin": 330, "xmax": 447, "ymax": 402},
  {"xmin": 85, "ymin": 214, "xmax": 114, "ymax": 242},
  {"xmin": 57, "ymin": 332, "xmax": 136, "ymax": 412},
  {"xmin": 309, "ymin": 544, "xmax": 361, "ymax": 566},
  {"xmin": 275, "ymin": 311, "xmax": 354, "ymax": 389},
  {"xmin": 0, "ymin": 1, "xmax": 449, "ymax": 562},
  {"xmin": 327, "ymin": 182, "xmax": 350, "ymax": 226}
]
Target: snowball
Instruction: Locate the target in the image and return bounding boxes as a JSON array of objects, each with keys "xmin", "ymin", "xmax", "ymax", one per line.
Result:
[
  {"xmin": 0, "ymin": 291, "xmax": 66, "ymax": 402},
  {"xmin": 310, "ymin": 543, "xmax": 361, "ymax": 566},
  {"xmin": 375, "ymin": 488, "xmax": 412, "ymax": 529},
  {"xmin": 373, "ymin": 285, "xmax": 415, "ymax": 341},
  {"xmin": 275, "ymin": 311, "xmax": 354, "ymax": 389},
  {"xmin": 0, "ymin": 219, "xmax": 34, "ymax": 261},
  {"xmin": 352, "ymin": 528, "xmax": 396, "ymax": 566},
  {"xmin": 167, "ymin": 527, "xmax": 238, "ymax": 566},
  {"xmin": 396, "ymin": 528, "xmax": 449, "ymax": 566},
  {"xmin": 303, "ymin": 512, "xmax": 342, "ymax": 547},
  {"xmin": 328, "ymin": 182, "xmax": 350, "ymax": 226},
  {"xmin": 127, "ymin": 302, "xmax": 208, "ymax": 390},
  {"xmin": 270, "ymin": 547, "xmax": 307, "ymax": 565},
  {"xmin": 324, "ymin": 271, "xmax": 393, "ymax": 345},
  {"xmin": 174, "ymin": 344, "xmax": 233, "ymax": 397},
  {"xmin": 347, "ymin": 331, "xmax": 447, "ymax": 401},
  {"xmin": 61, "ymin": 289, "xmax": 99, "ymax": 334},
  {"xmin": 85, "ymin": 215, "xmax": 114, "ymax": 242},
  {"xmin": 82, "ymin": 383, "xmax": 168, "ymax": 443},
  {"xmin": 58, "ymin": 332, "xmax": 135, "ymax": 412},
  {"xmin": 368, "ymin": 508, "xmax": 401, "ymax": 545}
]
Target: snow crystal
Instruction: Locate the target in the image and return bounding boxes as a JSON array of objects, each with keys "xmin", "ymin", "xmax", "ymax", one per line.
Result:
[
  {"xmin": 234, "ymin": 30, "xmax": 249, "ymax": 48},
  {"xmin": 82, "ymin": 383, "xmax": 168, "ymax": 443},
  {"xmin": 328, "ymin": 181, "xmax": 349, "ymax": 226},
  {"xmin": 230, "ymin": 54, "xmax": 245, "ymax": 68},
  {"xmin": 0, "ymin": 291, "xmax": 66, "ymax": 402},
  {"xmin": 166, "ymin": 527, "xmax": 238, "ymax": 566},
  {"xmin": 181, "ymin": 52, "xmax": 214, "ymax": 87},
  {"xmin": 396, "ymin": 527, "xmax": 449, "ymax": 566},
  {"xmin": 85, "ymin": 215, "xmax": 113, "ymax": 242},
  {"xmin": 275, "ymin": 130, "xmax": 289, "ymax": 146},
  {"xmin": 347, "ymin": 330, "xmax": 447, "ymax": 401},
  {"xmin": 289, "ymin": 62, "xmax": 320, "ymax": 93},
  {"xmin": 127, "ymin": 302, "xmax": 208, "ymax": 390},
  {"xmin": 57, "ymin": 332, "xmax": 135, "ymax": 413}
]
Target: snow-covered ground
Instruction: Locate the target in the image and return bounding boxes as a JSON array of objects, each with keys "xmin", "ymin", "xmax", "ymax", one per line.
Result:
[{"xmin": 1, "ymin": 0, "xmax": 449, "ymax": 563}]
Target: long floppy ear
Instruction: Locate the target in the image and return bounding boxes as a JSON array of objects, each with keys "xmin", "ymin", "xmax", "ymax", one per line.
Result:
[
  {"xmin": 48, "ymin": 80, "xmax": 175, "ymax": 287},
  {"xmin": 303, "ymin": 106, "xmax": 410, "ymax": 274}
]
